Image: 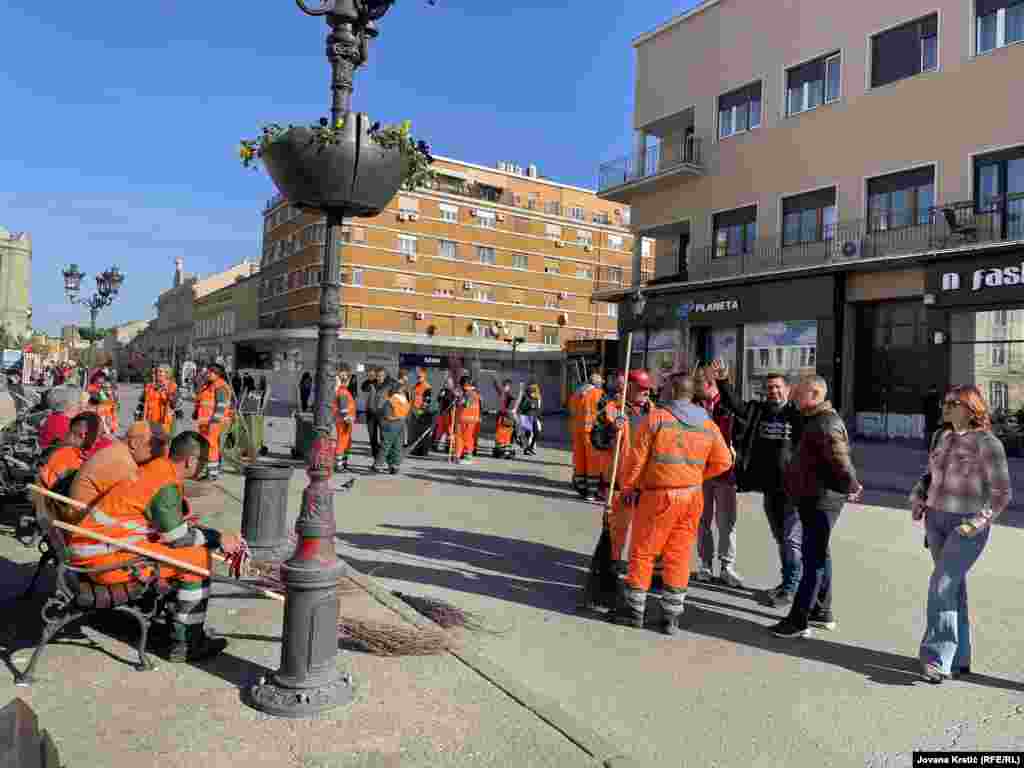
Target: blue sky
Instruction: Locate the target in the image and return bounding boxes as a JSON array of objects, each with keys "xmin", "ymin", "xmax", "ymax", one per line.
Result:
[{"xmin": 1, "ymin": 0, "xmax": 697, "ymax": 335}]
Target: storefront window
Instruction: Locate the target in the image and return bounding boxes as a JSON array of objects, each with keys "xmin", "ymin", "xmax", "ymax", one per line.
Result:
[
  {"xmin": 647, "ymin": 329, "xmax": 685, "ymax": 391},
  {"xmin": 950, "ymin": 308, "xmax": 1024, "ymax": 422},
  {"xmin": 708, "ymin": 327, "xmax": 738, "ymax": 372},
  {"xmin": 743, "ymin": 320, "xmax": 818, "ymax": 400}
]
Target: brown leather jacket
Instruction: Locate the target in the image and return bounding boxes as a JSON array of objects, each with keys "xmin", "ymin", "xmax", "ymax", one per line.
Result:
[{"xmin": 784, "ymin": 401, "xmax": 859, "ymax": 500}]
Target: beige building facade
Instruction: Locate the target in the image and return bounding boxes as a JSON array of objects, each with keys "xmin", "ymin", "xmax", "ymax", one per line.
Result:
[{"xmin": 598, "ymin": 0, "xmax": 1024, "ymax": 438}]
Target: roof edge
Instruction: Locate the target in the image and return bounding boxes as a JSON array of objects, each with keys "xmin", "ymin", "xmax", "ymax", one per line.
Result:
[{"xmin": 632, "ymin": 0, "xmax": 722, "ymax": 47}]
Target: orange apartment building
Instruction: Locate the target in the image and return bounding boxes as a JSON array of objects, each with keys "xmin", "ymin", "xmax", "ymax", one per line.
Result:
[{"xmin": 236, "ymin": 156, "xmax": 653, "ymax": 405}]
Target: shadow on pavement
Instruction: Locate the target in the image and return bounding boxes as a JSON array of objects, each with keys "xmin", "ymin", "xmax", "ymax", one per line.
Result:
[
  {"xmin": 679, "ymin": 604, "xmax": 1024, "ymax": 692},
  {"xmin": 335, "ymin": 524, "xmax": 589, "ymax": 616},
  {"xmin": 404, "ymin": 470, "xmax": 583, "ymax": 504}
]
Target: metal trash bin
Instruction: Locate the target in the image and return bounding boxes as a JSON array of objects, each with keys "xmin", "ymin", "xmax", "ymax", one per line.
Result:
[
  {"xmin": 241, "ymin": 460, "xmax": 294, "ymax": 562},
  {"xmin": 291, "ymin": 412, "xmax": 316, "ymax": 461}
]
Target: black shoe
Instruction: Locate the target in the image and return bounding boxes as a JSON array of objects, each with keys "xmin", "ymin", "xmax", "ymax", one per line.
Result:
[
  {"xmin": 808, "ymin": 612, "xmax": 837, "ymax": 631},
  {"xmin": 660, "ymin": 617, "xmax": 681, "ymax": 636},
  {"xmin": 765, "ymin": 589, "xmax": 794, "ymax": 608},
  {"xmin": 770, "ymin": 620, "xmax": 811, "ymax": 639},
  {"xmin": 388, "ymin": 467, "xmax": 399, "ymax": 475},
  {"xmin": 169, "ymin": 634, "xmax": 228, "ymax": 663},
  {"xmin": 952, "ymin": 665, "xmax": 972, "ymax": 678}
]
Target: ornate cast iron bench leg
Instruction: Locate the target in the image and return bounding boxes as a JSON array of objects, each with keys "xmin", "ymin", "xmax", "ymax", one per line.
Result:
[
  {"xmin": 14, "ymin": 595, "xmax": 87, "ymax": 686},
  {"xmin": 20, "ymin": 540, "xmax": 57, "ymax": 601}
]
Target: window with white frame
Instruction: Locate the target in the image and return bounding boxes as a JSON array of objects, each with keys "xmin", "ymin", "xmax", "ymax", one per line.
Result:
[
  {"xmin": 398, "ymin": 234, "xmax": 417, "ymax": 256},
  {"xmin": 576, "ymin": 267, "xmax": 593, "ymax": 279},
  {"xmin": 606, "ymin": 303, "xmax": 618, "ymax": 318},
  {"xmin": 398, "ymin": 196, "xmax": 418, "ymax": 214},
  {"xmin": 991, "ymin": 381, "xmax": 1009, "ymax": 411},
  {"xmin": 545, "ymin": 223, "xmax": 562, "ymax": 240},
  {"xmin": 977, "ymin": 0, "xmax": 1024, "ymax": 54},
  {"xmin": 641, "ymin": 238, "xmax": 652, "ymax": 258},
  {"xmin": 608, "ymin": 234, "xmax": 624, "ymax": 250},
  {"xmin": 871, "ymin": 14, "xmax": 938, "ymax": 88},
  {"xmin": 512, "ymin": 253, "xmax": 529, "ymax": 269},
  {"xmin": 576, "ymin": 230, "xmax": 593, "ymax": 246},
  {"xmin": 544, "ymin": 294, "xmax": 559, "ymax": 308},
  {"xmin": 477, "ymin": 246, "xmax": 497, "ymax": 265},
  {"xmin": 439, "ymin": 203, "xmax": 458, "ymax": 223},
  {"xmin": 476, "ymin": 210, "xmax": 496, "ymax": 228},
  {"xmin": 786, "ymin": 53, "xmax": 841, "ymax": 115},
  {"xmin": 992, "ymin": 324, "xmax": 1008, "ymax": 365},
  {"xmin": 474, "ymin": 287, "xmax": 495, "ymax": 302},
  {"xmin": 437, "ymin": 239, "xmax": 457, "ymax": 260},
  {"xmin": 718, "ymin": 82, "xmax": 762, "ymax": 139},
  {"xmin": 543, "ymin": 327, "xmax": 559, "ymax": 345},
  {"xmin": 568, "ymin": 206, "xmax": 585, "ymax": 221},
  {"xmin": 607, "ymin": 266, "xmax": 624, "ymax": 284}
]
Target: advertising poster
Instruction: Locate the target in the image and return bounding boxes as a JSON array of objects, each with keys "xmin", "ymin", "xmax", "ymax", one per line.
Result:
[
  {"xmin": 647, "ymin": 329, "xmax": 685, "ymax": 391},
  {"xmin": 743, "ymin": 320, "xmax": 818, "ymax": 400}
]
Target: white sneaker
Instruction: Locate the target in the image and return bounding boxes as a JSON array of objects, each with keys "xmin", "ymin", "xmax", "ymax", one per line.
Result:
[{"xmin": 718, "ymin": 569, "xmax": 745, "ymax": 588}]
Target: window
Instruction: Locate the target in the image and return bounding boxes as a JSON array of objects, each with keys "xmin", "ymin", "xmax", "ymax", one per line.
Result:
[
  {"xmin": 718, "ymin": 82, "xmax": 762, "ymax": 138},
  {"xmin": 576, "ymin": 230, "xmax": 593, "ymax": 246},
  {"xmin": 867, "ymin": 166, "xmax": 935, "ymax": 230},
  {"xmin": 568, "ymin": 206, "xmax": 585, "ymax": 221},
  {"xmin": 990, "ymin": 381, "xmax": 1009, "ymax": 411},
  {"xmin": 476, "ymin": 210, "xmax": 496, "ymax": 228},
  {"xmin": 439, "ymin": 203, "xmax": 458, "ymax": 223},
  {"xmin": 544, "ymin": 258, "xmax": 560, "ymax": 274},
  {"xmin": 477, "ymin": 246, "xmax": 497, "ymax": 265},
  {"xmin": 593, "ymin": 212, "xmax": 611, "ymax": 224},
  {"xmin": 786, "ymin": 53, "xmax": 841, "ymax": 115},
  {"xmin": 606, "ymin": 266, "xmax": 624, "ymax": 284},
  {"xmin": 871, "ymin": 15, "xmax": 938, "ymax": 88},
  {"xmin": 974, "ymin": 147, "xmax": 1024, "ymax": 239},
  {"xmin": 712, "ymin": 205, "xmax": 757, "ymax": 259},
  {"xmin": 576, "ymin": 267, "xmax": 593, "ymax": 279},
  {"xmin": 474, "ymin": 287, "xmax": 495, "ymax": 302},
  {"xmin": 512, "ymin": 253, "xmax": 529, "ymax": 269},
  {"xmin": 641, "ymin": 239, "xmax": 652, "ymax": 258},
  {"xmin": 437, "ymin": 239, "xmax": 457, "ymax": 260},
  {"xmin": 606, "ymin": 303, "xmax": 618, "ymax": 318},
  {"xmin": 341, "ymin": 268, "xmax": 363, "ymax": 287},
  {"xmin": 339, "ymin": 225, "xmax": 365, "ymax": 244},
  {"xmin": 544, "ymin": 294, "xmax": 559, "ymax": 308},
  {"xmin": 608, "ymin": 234, "xmax": 624, "ymax": 250},
  {"xmin": 545, "ymin": 201, "xmax": 561, "ymax": 216},
  {"xmin": 782, "ymin": 188, "xmax": 837, "ymax": 245},
  {"xmin": 395, "ymin": 275, "xmax": 416, "ymax": 293},
  {"xmin": 977, "ymin": 0, "xmax": 1024, "ymax": 54},
  {"xmin": 398, "ymin": 196, "xmax": 418, "ymax": 214},
  {"xmin": 995, "ymin": 309, "xmax": 1010, "ymax": 326},
  {"xmin": 992, "ymin": 324, "xmax": 1008, "ymax": 365},
  {"xmin": 305, "ymin": 266, "xmax": 322, "ymax": 286},
  {"xmin": 398, "ymin": 234, "xmax": 417, "ymax": 255},
  {"xmin": 545, "ymin": 223, "xmax": 562, "ymax": 240},
  {"xmin": 543, "ymin": 327, "xmax": 560, "ymax": 345},
  {"xmin": 527, "ymin": 193, "xmax": 538, "ymax": 210}
]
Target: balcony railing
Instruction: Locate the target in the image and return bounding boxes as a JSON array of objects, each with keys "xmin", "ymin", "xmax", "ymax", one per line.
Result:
[
  {"xmin": 598, "ymin": 133, "xmax": 705, "ymax": 194},
  {"xmin": 682, "ymin": 196, "xmax": 1024, "ymax": 283}
]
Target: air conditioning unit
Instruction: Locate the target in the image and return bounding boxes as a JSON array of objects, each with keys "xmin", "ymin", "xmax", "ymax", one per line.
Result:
[
  {"xmin": 408, "ymin": 213, "xmax": 419, "ymax": 221},
  {"xmin": 407, "ymin": 253, "xmax": 417, "ymax": 262},
  {"xmin": 397, "ymin": 212, "xmax": 408, "ymax": 221},
  {"xmin": 496, "ymin": 213, "xmax": 505, "ymax": 222},
  {"xmin": 584, "ymin": 244, "xmax": 593, "ymax": 252},
  {"xmin": 555, "ymin": 240, "xmax": 564, "ymax": 248},
  {"xmin": 837, "ymin": 239, "xmax": 862, "ymax": 259},
  {"xmin": 415, "ymin": 312, "xmax": 425, "ymax": 321},
  {"xmin": 528, "ymin": 323, "xmax": 539, "ymax": 332},
  {"xmin": 463, "ymin": 281, "xmax": 474, "ymax": 290},
  {"xmin": 558, "ymin": 291, "xmax": 568, "ymax": 300}
]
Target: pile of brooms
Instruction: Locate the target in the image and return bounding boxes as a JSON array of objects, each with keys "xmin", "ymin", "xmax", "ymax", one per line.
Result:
[{"xmin": 30, "ymin": 484, "xmax": 493, "ymax": 657}]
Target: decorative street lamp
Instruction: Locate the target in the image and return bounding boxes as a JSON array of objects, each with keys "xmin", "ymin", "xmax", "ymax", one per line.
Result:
[
  {"xmin": 63, "ymin": 263, "xmax": 125, "ymax": 377},
  {"xmin": 507, "ymin": 335, "xmax": 526, "ymax": 369},
  {"xmin": 247, "ymin": 0, "xmax": 404, "ymax": 719}
]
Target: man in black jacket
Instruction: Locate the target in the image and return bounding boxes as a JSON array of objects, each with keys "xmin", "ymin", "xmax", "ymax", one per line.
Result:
[
  {"xmin": 360, "ymin": 367, "xmax": 387, "ymax": 458},
  {"xmin": 711, "ymin": 361, "xmax": 804, "ymax": 607},
  {"xmin": 772, "ymin": 375, "xmax": 862, "ymax": 639}
]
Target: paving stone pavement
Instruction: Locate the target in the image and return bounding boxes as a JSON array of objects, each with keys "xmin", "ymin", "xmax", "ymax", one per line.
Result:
[{"xmin": 1, "ymin": 386, "xmax": 1022, "ymax": 766}]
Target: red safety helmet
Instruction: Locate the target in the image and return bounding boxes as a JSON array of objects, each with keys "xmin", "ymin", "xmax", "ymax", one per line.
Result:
[{"xmin": 627, "ymin": 369, "xmax": 652, "ymax": 390}]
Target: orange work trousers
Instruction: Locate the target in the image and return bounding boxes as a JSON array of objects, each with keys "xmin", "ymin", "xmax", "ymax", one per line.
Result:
[
  {"xmin": 626, "ymin": 487, "xmax": 703, "ymax": 592},
  {"xmin": 199, "ymin": 420, "xmax": 226, "ymax": 463},
  {"xmin": 335, "ymin": 422, "xmax": 352, "ymax": 457},
  {"xmin": 572, "ymin": 430, "xmax": 589, "ymax": 483},
  {"xmin": 454, "ymin": 422, "xmax": 477, "ymax": 458},
  {"xmin": 81, "ymin": 540, "xmax": 210, "ymax": 586},
  {"xmin": 494, "ymin": 419, "xmax": 514, "ymax": 447},
  {"xmin": 434, "ymin": 411, "xmax": 452, "ymax": 442}
]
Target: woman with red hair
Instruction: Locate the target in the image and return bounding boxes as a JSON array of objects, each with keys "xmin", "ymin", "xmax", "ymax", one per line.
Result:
[{"xmin": 910, "ymin": 384, "xmax": 1011, "ymax": 684}]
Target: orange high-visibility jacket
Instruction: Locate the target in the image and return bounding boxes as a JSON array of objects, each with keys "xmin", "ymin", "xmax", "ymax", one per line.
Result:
[
  {"xmin": 67, "ymin": 457, "xmax": 183, "ymax": 565},
  {"xmin": 413, "ymin": 381, "xmax": 431, "ymax": 412},
  {"xmin": 578, "ymin": 386, "xmax": 603, "ymax": 434},
  {"xmin": 456, "ymin": 390, "xmax": 481, "ymax": 425},
  {"xmin": 384, "ymin": 392, "xmax": 411, "ymax": 421},
  {"xmin": 333, "ymin": 385, "xmax": 356, "ymax": 423},
  {"xmin": 605, "ymin": 401, "xmax": 650, "ymax": 487},
  {"xmin": 141, "ymin": 382, "xmax": 177, "ymax": 427},
  {"xmin": 622, "ymin": 404, "xmax": 733, "ymax": 491},
  {"xmin": 196, "ymin": 377, "xmax": 233, "ymax": 424},
  {"xmin": 38, "ymin": 445, "xmax": 84, "ymax": 490}
]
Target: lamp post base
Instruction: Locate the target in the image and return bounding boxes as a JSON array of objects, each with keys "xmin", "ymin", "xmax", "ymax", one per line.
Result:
[{"xmin": 247, "ymin": 671, "xmax": 354, "ymax": 719}]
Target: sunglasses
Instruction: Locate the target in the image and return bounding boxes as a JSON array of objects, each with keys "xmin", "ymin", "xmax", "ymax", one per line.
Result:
[{"xmin": 943, "ymin": 399, "xmax": 963, "ymax": 408}]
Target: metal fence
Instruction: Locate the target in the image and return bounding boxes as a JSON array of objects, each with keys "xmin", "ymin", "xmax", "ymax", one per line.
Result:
[{"xmin": 598, "ymin": 133, "xmax": 705, "ymax": 193}]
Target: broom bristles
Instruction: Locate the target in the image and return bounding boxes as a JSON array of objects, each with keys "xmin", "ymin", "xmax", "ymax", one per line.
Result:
[{"xmin": 337, "ymin": 617, "xmax": 453, "ymax": 656}]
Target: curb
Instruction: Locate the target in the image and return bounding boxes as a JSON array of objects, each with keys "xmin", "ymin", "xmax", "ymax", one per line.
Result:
[{"xmin": 338, "ymin": 562, "xmax": 641, "ymax": 768}]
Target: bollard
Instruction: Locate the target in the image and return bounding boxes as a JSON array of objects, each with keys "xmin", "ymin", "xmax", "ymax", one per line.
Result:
[{"xmin": 241, "ymin": 461, "xmax": 295, "ymax": 563}]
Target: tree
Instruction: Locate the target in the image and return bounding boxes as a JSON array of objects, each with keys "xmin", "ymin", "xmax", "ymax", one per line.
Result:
[{"xmin": 77, "ymin": 326, "xmax": 112, "ymax": 343}]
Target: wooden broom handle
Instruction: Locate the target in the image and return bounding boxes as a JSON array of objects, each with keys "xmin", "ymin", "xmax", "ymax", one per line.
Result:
[{"xmin": 604, "ymin": 332, "xmax": 634, "ymax": 513}]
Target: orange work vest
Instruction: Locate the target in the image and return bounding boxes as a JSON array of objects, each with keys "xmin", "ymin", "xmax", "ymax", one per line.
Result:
[
  {"xmin": 196, "ymin": 378, "xmax": 233, "ymax": 423},
  {"xmin": 67, "ymin": 457, "xmax": 181, "ymax": 563},
  {"xmin": 623, "ymin": 407, "xmax": 733, "ymax": 491},
  {"xmin": 386, "ymin": 393, "xmax": 411, "ymax": 421},
  {"xmin": 333, "ymin": 386, "xmax": 356, "ymax": 423},
  {"xmin": 578, "ymin": 386, "xmax": 603, "ymax": 433},
  {"xmin": 456, "ymin": 390, "xmax": 481, "ymax": 425},
  {"xmin": 38, "ymin": 445, "xmax": 83, "ymax": 489},
  {"xmin": 605, "ymin": 402, "xmax": 650, "ymax": 487},
  {"xmin": 413, "ymin": 381, "xmax": 431, "ymax": 411},
  {"xmin": 142, "ymin": 382, "xmax": 176, "ymax": 426}
]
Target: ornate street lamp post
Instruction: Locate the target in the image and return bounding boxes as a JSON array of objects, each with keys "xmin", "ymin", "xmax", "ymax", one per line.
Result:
[
  {"xmin": 247, "ymin": 0, "xmax": 399, "ymax": 719},
  {"xmin": 62, "ymin": 263, "xmax": 125, "ymax": 378}
]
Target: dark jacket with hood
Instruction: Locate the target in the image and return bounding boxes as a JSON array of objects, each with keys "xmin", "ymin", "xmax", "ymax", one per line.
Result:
[{"xmin": 783, "ymin": 400, "xmax": 859, "ymax": 501}]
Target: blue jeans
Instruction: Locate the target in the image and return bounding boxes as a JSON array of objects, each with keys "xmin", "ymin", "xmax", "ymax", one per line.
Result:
[
  {"xmin": 919, "ymin": 510, "xmax": 990, "ymax": 675},
  {"xmin": 789, "ymin": 496, "xmax": 843, "ymax": 629},
  {"xmin": 764, "ymin": 490, "xmax": 802, "ymax": 593}
]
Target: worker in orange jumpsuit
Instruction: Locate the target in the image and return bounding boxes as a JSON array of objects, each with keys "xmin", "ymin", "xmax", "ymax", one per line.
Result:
[
  {"xmin": 37, "ymin": 412, "xmax": 96, "ymax": 490},
  {"xmin": 591, "ymin": 373, "xmax": 626, "ymax": 501},
  {"xmin": 87, "ymin": 369, "xmax": 119, "ymax": 436},
  {"xmin": 66, "ymin": 431, "xmax": 241, "ymax": 662},
  {"xmin": 491, "ymin": 378, "xmax": 520, "ymax": 459},
  {"xmin": 571, "ymin": 372, "xmax": 605, "ymax": 500},
  {"xmin": 617, "ymin": 371, "xmax": 733, "ymax": 635},
  {"xmin": 432, "ymin": 376, "xmax": 456, "ymax": 454},
  {"xmin": 193, "ymin": 363, "xmax": 233, "ymax": 481},
  {"xmin": 333, "ymin": 367, "xmax": 357, "ymax": 472},
  {"xmin": 408, "ymin": 368, "xmax": 434, "ymax": 458},
  {"xmin": 136, "ymin": 364, "xmax": 181, "ymax": 436},
  {"xmin": 372, "ymin": 380, "xmax": 410, "ymax": 474},
  {"xmin": 453, "ymin": 375, "xmax": 481, "ymax": 464}
]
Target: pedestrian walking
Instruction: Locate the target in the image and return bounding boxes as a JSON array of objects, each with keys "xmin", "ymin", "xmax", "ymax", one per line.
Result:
[
  {"xmin": 772, "ymin": 376, "xmax": 862, "ymax": 639},
  {"xmin": 692, "ymin": 364, "xmax": 744, "ymax": 587},
  {"xmin": 361, "ymin": 367, "xmax": 386, "ymax": 458},
  {"xmin": 910, "ymin": 385, "xmax": 1010, "ymax": 683},
  {"xmin": 615, "ymin": 371, "xmax": 733, "ymax": 635},
  {"xmin": 518, "ymin": 383, "xmax": 543, "ymax": 455},
  {"xmin": 710, "ymin": 360, "xmax": 804, "ymax": 606}
]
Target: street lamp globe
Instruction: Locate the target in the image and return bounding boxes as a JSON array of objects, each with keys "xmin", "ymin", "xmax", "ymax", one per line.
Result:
[
  {"xmin": 62, "ymin": 264, "xmax": 85, "ymax": 295},
  {"xmin": 631, "ymin": 290, "xmax": 647, "ymax": 317},
  {"xmin": 360, "ymin": 0, "xmax": 396, "ymax": 21},
  {"xmin": 107, "ymin": 266, "xmax": 125, "ymax": 294}
]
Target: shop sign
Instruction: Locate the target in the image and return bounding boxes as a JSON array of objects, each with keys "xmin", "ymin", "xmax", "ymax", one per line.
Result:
[
  {"xmin": 941, "ymin": 263, "xmax": 1024, "ymax": 292},
  {"xmin": 399, "ymin": 353, "xmax": 448, "ymax": 369},
  {"xmin": 677, "ymin": 299, "xmax": 740, "ymax": 319}
]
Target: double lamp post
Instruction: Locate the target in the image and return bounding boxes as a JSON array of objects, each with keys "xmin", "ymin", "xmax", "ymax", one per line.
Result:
[{"xmin": 61, "ymin": 263, "xmax": 125, "ymax": 378}]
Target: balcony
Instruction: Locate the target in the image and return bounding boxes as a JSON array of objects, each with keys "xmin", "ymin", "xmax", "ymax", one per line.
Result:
[
  {"xmin": 676, "ymin": 196, "xmax": 1024, "ymax": 283},
  {"xmin": 598, "ymin": 133, "xmax": 705, "ymax": 202}
]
